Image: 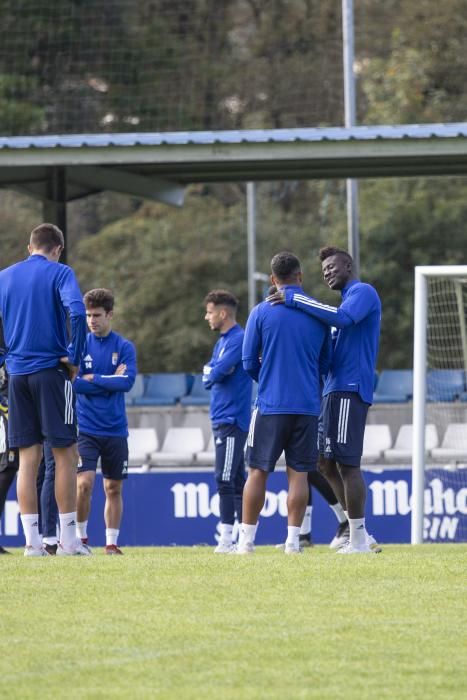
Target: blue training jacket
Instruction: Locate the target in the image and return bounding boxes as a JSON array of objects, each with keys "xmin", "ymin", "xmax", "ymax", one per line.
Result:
[
  {"xmin": 203, "ymin": 324, "xmax": 252, "ymax": 432},
  {"xmin": 242, "ymin": 285, "xmax": 332, "ymax": 416},
  {"xmin": 285, "ymin": 279, "xmax": 381, "ymax": 404},
  {"xmin": 0, "ymin": 254, "xmax": 86, "ymax": 374},
  {"xmin": 74, "ymin": 330, "xmax": 137, "ymax": 437}
]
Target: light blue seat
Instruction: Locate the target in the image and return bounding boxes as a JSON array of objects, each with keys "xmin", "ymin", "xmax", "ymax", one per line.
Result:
[
  {"xmin": 180, "ymin": 374, "xmax": 211, "ymax": 406},
  {"xmin": 124, "ymin": 373, "xmax": 146, "ymax": 405},
  {"xmin": 133, "ymin": 373, "xmax": 189, "ymax": 406},
  {"xmin": 426, "ymin": 369, "xmax": 465, "ymax": 402},
  {"xmin": 373, "ymin": 369, "xmax": 413, "ymax": 403}
]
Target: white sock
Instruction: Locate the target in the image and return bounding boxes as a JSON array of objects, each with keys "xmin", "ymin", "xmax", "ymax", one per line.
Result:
[
  {"xmin": 239, "ymin": 523, "xmax": 257, "ymax": 545},
  {"xmin": 219, "ymin": 523, "xmax": 233, "ymax": 545},
  {"xmin": 59, "ymin": 512, "xmax": 78, "ymax": 550},
  {"xmin": 286, "ymin": 525, "xmax": 301, "ymax": 548},
  {"xmin": 300, "ymin": 506, "xmax": 312, "ymax": 536},
  {"xmin": 349, "ymin": 517, "xmax": 366, "ymax": 547},
  {"xmin": 76, "ymin": 521, "xmax": 88, "ymax": 540},
  {"xmin": 344, "ymin": 510, "xmax": 349, "ymax": 521},
  {"xmin": 106, "ymin": 528, "xmax": 119, "ymax": 546},
  {"xmin": 21, "ymin": 514, "xmax": 42, "ymax": 549},
  {"xmin": 331, "ymin": 503, "xmax": 347, "ymax": 523}
]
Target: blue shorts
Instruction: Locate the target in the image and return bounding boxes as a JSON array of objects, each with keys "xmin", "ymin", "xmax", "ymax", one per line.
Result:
[
  {"xmin": 78, "ymin": 433, "xmax": 129, "ymax": 480},
  {"xmin": 213, "ymin": 423, "xmax": 247, "ymax": 488},
  {"xmin": 8, "ymin": 367, "xmax": 77, "ymax": 448},
  {"xmin": 320, "ymin": 391, "xmax": 369, "ymax": 467},
  {"xmin": 246, "ymin": 409, "xmax": 318, "ymax": 473}
]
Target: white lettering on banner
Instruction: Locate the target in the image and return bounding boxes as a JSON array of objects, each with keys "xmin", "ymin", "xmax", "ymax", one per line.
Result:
[
  {"xmin": 370, "ymin": 479, "xmax": 467, "ymax": 517},
  {"xmin": 171, "ymin": 482, "xmax": 288, "ymax": 519},
  {"xmin": 425, "ymin": 479, "xmax": 467, "ymax": 516},
  {"xmin": 424, "ymin": 516, "xmax": 459, "ymax": 540},
  {"xmin": 370, "ymin": 480, "xmax": 411, "ymax": 516}
]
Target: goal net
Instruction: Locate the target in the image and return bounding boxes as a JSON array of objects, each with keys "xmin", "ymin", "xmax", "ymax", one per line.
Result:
[{"xmin": 412, "ymin": 266, "xmax": 467, "ymax": 544}]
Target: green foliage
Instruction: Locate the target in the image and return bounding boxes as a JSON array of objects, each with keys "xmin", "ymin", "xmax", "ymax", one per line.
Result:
[{"xmin": 0, "ymin": 545, "xmax": 465, "ymax": 699}]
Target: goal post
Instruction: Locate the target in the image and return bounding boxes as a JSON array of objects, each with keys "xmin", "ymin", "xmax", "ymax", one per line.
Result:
[{"xmin": 412, "ymin": 265, "xmax": 467, "ymax": 544}]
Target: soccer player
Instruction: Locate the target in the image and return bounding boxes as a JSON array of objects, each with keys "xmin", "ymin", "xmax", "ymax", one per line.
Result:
[
  {"xmin": 268, "ymin": 246, "xmax": 381, "ymax": 554},
  {"xmin": 74, "ymin": 288, "xmax": 136, "ymax": 555},
  {"xmin": 239, "ymin": 252, "xmax": 331, "ymax": 554},
  {"xmin": 0, "ymin": 223, "xmax": 88, "ymax": 556},
  {"xmin": 203, "ymin": 290, "xmax": 252, "ymax": 553}
]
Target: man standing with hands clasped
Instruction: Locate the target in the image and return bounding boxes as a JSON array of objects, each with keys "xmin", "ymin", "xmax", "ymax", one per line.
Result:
[
  {"xmin": 267, "ymin": 246, "xmax": 382, "ymax": 554},
  {"xmin": 74, "ymin": 288, "xmax": 136, "ymax": 555}
]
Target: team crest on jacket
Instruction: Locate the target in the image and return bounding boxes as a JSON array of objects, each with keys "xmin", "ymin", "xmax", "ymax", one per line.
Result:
[
  {"xmin": 112, "ymin": 353, "xmax": 118, "ymax": 366},
  {"xmin": 84, "ymin": 354, "xmax": 92, "ymax": 370}
]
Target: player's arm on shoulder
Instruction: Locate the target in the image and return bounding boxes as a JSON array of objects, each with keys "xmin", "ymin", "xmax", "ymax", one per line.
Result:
[
  {"xmin": 283, "ymin": 289, "xmax": 354, "ymax": 329},
  {"xmin": 242, "ymin": 307, "xmax": 261, "ymax": 381},
  {"xmin": 340, "ymin": 284, "xmax": 380, "ymax": 324}
]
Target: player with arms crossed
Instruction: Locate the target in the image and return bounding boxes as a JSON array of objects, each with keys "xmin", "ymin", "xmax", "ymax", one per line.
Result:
[
  {"xmin": 74, "ymin": 289, "xmax": 136, "ymax": 555},
  {"xmin": 203, "ymin": 290, "xmax": 252, "ymax": 553},
  {"xmin": 0, "ymin": 223, "xmax": 88, "ymax": 556},
  {"xmin": 239, "ymin": 252, "xmax": 331, "ymax": 554},
  {"xmin": 268, "ymin": 246, "xmax": 381, "ymax": 554}
]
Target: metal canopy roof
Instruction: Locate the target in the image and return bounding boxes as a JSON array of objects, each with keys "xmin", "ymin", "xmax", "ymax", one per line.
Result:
[{"xmin": 1, "ymin": 123, "xmax": 467, "ymax": 208}]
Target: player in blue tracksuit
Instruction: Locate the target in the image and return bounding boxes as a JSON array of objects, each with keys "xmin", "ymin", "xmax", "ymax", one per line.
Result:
[
  {"xmin": 203, "ymin": 289, "xmax": 252, "ymax": 553},
  {"xmin": 0, "ymin": 223, "xmax": 88, "ymax": 556},
  {"xmin": 238, "ymin": 252, "xmax": 331, "ymax": 555},
  {"xmin": 268, "ymin": 246, "xmax": 381, "ymax": 554},
  {"xmin": 73, "ymin": 288, "xmax": 136, "ymax": 555}
]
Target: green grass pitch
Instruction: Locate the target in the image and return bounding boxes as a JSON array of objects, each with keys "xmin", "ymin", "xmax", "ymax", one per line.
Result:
[{"xmin": 0, "ymin": 544, "xmax": 465, "ymax": 699}]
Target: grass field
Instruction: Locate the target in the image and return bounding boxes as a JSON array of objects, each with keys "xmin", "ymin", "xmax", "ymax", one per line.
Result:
[{"xmin": 0, "ymin": 544, "xmax": 465, "ymax": 699}]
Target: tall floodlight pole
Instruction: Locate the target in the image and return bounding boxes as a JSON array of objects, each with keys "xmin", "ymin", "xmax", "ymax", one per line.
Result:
[
  {"xmin": 247, "ymin": 182, "xmax": 257, "ymax": 311},
  {"xmin": 342, "ymin": 0, "xmax": 360, "ymax": 275}
]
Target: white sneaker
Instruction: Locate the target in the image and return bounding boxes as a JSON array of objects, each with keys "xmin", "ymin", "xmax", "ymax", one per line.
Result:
[
  {"xmin": 284, "ymin": 542, "xmax": 303, "ymax": 555},
  {"xmin": 366, "ymin": 533, "xmax": 382, "ymax": 553},
  {"xmin": 214, "ymin": 542, "xmax": 236, "ymax": 554},
  {"xmin": 57, "ymin": 540, "xmax": 92, "ymax": 556},
  {"xmin": 235, "ymin": 541, "xmax": 255, "ymax": 555},
  {"xmin": 337, "ymin": 542, "xmax": 378, "ymax": 555},
  {"xmin": 24, "ymin": 545, "xmax": 49, "ymax": 557},
  {"xmin": 329, "ymin": 521, "xmax": 350, "ymax": 549}
]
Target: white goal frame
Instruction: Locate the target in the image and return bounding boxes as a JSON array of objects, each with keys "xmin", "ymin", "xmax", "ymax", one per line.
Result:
[{"xmin": 412, "ymin": 265, "xmax": 467, "ymax": 544}]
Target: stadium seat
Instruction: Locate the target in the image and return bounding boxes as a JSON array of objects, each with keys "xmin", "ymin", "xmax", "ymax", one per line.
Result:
[
  {"xmin": 196, "ymin": 435, "xmax": 215, "ymax": 465},
  {"xmin": 373, "ymin": 370, "xmax": 413, "ymax": 403},
  {"xmin": 128, "ymin": 428, "xmax": 158, "ymax": 468},
  {"xmin": 180, "ymin": 374, "xmax": 211, "ymax": 406},
  {"xmin": 132, "ymin": 373, "xmax": 189, "ymax": 406},
  {"xmin": 361, "ymin": 424, "xmax": 392, "ymax": 463},
  {"xmin": 384, "ymin": 424, "xmax": 439, "ymax": 463},
  {"xmin": 426, "ymin": 369, "xmax": 465, "ymax": 402},
  {"xmin": 124, "ymin": 373, "xmax": 146, "ymax": 405},
  {"xmin": 430, "ymin": 423, "xmax": 467, "ymax": 462},
  {"xmin": 150, "ymin": 427, "xmax": 205, "ymax": 466}
]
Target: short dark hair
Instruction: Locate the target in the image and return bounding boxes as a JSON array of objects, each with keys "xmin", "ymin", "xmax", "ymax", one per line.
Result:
[
  {"xmin": 270, "ymin": 251, "xmax": 301, "ymax": 281},
  {"xmin": 84, "ymin": 288, "xmax": 115, "ymax": 313},
  {"xmin": 204, "ymin": 289, "xmax": 239, "ymax": 310},
  {"xmin": 30, "ymin": 223, "xmax": 64, "ymax": 252},
  {"xmin": 319, "ymin": 246, "xmax": 353, "ymax": 265}
]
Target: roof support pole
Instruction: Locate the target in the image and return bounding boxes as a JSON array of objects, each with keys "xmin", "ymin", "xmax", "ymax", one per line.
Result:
[{"xmin": 43, "ymin": 166, "xmax": 68, "ymax": 262}]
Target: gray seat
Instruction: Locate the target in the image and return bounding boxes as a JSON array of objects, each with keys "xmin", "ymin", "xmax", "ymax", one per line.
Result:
[
  {"xmin": 128, "ymin": 428, "xmax": 158, "ymax": 468},
  {"xmin": 384, "ymin": 424, "xmax": 438, "ymax": 462},
  {"xmin": 150, "ymin": 427, "xmax": 205, "ymax": 466},
  {"xmin": 361, "ymin": 424, "xmax": 392, "ymax": 463},
  {"xmin": 430, "ymin": 424, "xmax": 467, "ymax": 462}
]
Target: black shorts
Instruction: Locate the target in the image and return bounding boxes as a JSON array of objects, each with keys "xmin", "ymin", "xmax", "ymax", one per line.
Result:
[
  {"xmin": 246, "ymin": 409, "xmax": 318, "ymax": 473},
  {"xmin": 78, "ymin": 433, "xmax": 129, "ymax": 480},
  {"xmin": 320, "ymin": 391, "xmax": 369, "ymax": 467},
  {"xmin": 8, "ymin": 367, "xmax": 77, "ymax": 448},
  {"xmin": 213, "ymin": 423, "xmax": 247, "ymax": 486}
]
